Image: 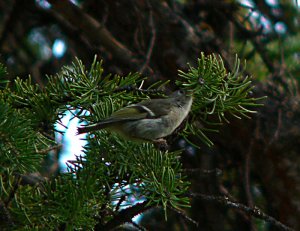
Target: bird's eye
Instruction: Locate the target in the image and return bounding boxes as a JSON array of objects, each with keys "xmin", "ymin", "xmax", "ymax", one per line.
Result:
[{"xmin": 179, "ymin": 89, "xmax": 184, "ymax": 94}]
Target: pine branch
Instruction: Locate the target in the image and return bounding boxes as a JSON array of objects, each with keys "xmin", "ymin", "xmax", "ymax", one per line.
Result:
[
  {"xmin": 96, "ymin": 201, "xmax": 152, "ymax": 231},
  {"xmin": 176, "ymin": 53, "xmax": 265, "ymax": 146},
  {"xmin": 0, "ymin": 53, "xmax": 264, "ymax": 229}
]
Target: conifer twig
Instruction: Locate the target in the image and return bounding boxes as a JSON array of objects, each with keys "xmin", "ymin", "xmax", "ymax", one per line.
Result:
[
  {"xmin": 190, "ymin": 193, "xmax": 295, "ymax": 231},
  {"xmin": 95, "ymin": 201, "xmax": 152, "ymax": 231},
  {"xmin": 167, "ymin": 205, "xmax": 198, "ymax": 227}
]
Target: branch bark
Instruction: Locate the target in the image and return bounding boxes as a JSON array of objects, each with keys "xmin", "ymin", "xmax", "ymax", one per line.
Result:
[
  {"xmin": 47, "ymin": 0, "xmax": 135, "ymax": 65},
  {"xmin": 190, "ymin": 193, "xmax": 295, "ymax": 231},
  {"xmin": 95, "ymin": 201, "xmax": 152, "ymax": 231}
]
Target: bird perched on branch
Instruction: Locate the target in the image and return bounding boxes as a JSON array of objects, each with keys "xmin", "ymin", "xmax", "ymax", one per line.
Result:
[{"xmin": 77, "ymin": 90, "xmax": 193, "ymax": 142}]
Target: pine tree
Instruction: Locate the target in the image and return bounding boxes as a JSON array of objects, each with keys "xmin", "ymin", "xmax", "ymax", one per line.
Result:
[{"xmin": 0, "ymin": 53, "xmax": 263, "ymax": 230}]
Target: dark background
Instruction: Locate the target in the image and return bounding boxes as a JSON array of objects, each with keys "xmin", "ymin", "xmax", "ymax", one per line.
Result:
[{"xmin": 1, "ymin": 0, "xmax": 300, "ymax": 230}]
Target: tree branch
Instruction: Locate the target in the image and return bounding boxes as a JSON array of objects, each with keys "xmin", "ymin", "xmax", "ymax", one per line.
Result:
[
  {"xmin": 95, "ymin": 201, "xmax": 152, "ymax": 231},
  {"xmin": 47, "ymin": 0, "xmax": 135, "ymax": 65},
  {"xmin": 190, "ymin": 193, "xmax": 295, "ymax": 231}
]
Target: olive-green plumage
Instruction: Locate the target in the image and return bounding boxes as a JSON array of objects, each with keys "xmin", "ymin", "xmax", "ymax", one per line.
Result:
[{"xmin": 77, "ymin": 90, "xmax": 193, "ymax": 141}]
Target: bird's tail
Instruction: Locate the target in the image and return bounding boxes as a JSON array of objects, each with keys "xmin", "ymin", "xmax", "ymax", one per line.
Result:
[{"xmin": 77, "ymin": 123, "xmax": 107, "ymax": 135}]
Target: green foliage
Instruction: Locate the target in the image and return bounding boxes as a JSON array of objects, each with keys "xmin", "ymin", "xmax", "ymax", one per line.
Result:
[
  {"xmin": 177, "ymin": 53, "xmax": 264, "ymax": 146},
  {"xmin": 15, "ymin": 175, "xmax": 103, "ymax": 230},
  {"xmin": 0, "ymin": 101, "xmax": 50, "ymax": 173},
  {"xmin": 0, "ymin": 54, "xmax": 262, "ymax": 229},
  {"xmin": 46, "ymin": 57, "xmax": 147, "ymax": 107},
  {"xmin": 82, "ymin": 134, "xmax": 190, "ymax": 220}
]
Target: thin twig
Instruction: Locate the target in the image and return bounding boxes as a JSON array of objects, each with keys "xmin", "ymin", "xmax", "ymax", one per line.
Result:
[
  {"xmin": 264, "ymin": 108, "xmax": 282, "ymax": 150},
  {"xmin": 113, "ymin": 85, "xmax": 164, "ymax": 95},
  {"xmin": 115, "ymin": 195, "xmax": 126, "ymax": 212},
  {"xmin": 244, "ymin": 139, "xmax": 257, "ymax": 231},
  {"xmin": 183, "ymin": 168, "xmax": 222, "ymax": 177},
  {"xmin": 252, "ymin": 38, "xmax": 276, "ymax": 73},
  {"xmin": 139, "ymin": 1, "xmax": 156, "ymax": 74},
  {"xmin": 168, "ymin": 205, "xmax": 199, "ymax": 227},
  {"xmin": 36, "ymin": 144, "xmax": 62, "ymax": 154},
  {"xmin": 219, "ymin": 185, "xmax": 250, "ymax": 221},
  {"xmin": 190, "ymin": 193, "xmax": 295, "ymax": 231}
]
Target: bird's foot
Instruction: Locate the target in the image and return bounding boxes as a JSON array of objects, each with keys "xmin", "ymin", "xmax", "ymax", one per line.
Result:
[{"xmin": 153, "ymin": 138, "xmax": 169, "ymax": 152}]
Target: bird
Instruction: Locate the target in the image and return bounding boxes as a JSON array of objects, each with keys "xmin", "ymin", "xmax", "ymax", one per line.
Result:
[{"xmin": 77, "ymin": 90, "xmax": 193, "ymax": 142}]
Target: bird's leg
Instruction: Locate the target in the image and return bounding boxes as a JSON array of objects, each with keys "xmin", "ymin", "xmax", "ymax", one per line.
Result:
[{"xmin": 153, "ymin": 138, "xmax": 169, "ymax": 152}]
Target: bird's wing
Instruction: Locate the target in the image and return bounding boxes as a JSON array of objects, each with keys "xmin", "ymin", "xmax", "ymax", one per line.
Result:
[
  {"xmin": 101, "ymin": 98, "xmax": 174, "ymax": 124},
  {"xmin": 137, "ymin": 98, "xmax": 174, "ymax": 116},
  {"xmin": 107, "ymin": 104, "xmax": 154, "ymax": 121}
]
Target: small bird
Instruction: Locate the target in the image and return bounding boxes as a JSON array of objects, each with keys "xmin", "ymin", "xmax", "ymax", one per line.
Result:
[{"xmin": 77, "ymin": 90, "xmax": 193, "ymax": 142}]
